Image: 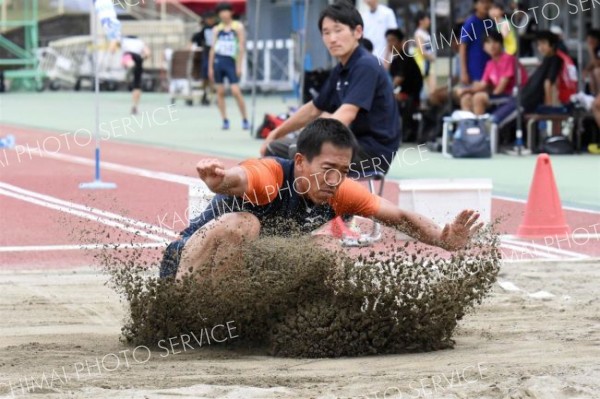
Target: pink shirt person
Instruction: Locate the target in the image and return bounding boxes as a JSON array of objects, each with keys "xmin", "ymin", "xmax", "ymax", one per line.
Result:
[{"xmin": 481, "ymin": 52, "xmax": 528, "ymax": 96}]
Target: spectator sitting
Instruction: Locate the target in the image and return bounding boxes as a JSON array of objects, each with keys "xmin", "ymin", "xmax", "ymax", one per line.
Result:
[
  {"xmin": 584, "ymin": 29, "xmax": 600, "ymax": 96},
  {"xmin": 456, "ymin": 31, "xmax": 527, "ymax": 115},
  {"xmin": 489, "ymin": 1, "xmax": 516, "ymax": 55},
  {"xmin": 386, "ymin": 28, "xmax": 424, "ymax": 141},
  {"xmin": 492, "ymin": 31, "xmax": 578, "ymax": 139},
  {"xmin": 428, "ymin": 24, "xmax": 462, "ymax": 108},
  {"xmin": 459, "ymin": 0, "xmax": 492, "ymax": 86},
  {"xmin": 550, "ymin": 25, "xmax": 569, "ymax": 54}
]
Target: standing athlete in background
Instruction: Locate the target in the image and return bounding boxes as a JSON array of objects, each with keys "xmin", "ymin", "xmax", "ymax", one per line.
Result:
[
  {"xmin": 121, "ymin": 35, "xmax": 150, "ymax": 115},
  {"xmin": 191, "ymin": 11, "xmax": 218, "ymax": 106},
  {"xmin": 208, "ymin": 2, "xmax": 249, "ymax": 130}
]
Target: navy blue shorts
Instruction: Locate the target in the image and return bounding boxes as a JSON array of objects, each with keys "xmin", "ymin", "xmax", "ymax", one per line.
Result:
[{"xmin": 213, "ymin": 55, "xmax": 239, "ymax": 84}]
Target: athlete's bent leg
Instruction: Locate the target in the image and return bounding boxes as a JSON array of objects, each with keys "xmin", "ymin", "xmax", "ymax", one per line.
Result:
[{"xmin": 177, "ymin": 212, "xmax": 261, "ymax": 280}]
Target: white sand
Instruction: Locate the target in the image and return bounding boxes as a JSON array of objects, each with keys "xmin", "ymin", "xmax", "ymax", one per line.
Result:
[{"xmin": 0, "ymin": 260, "xmax": 599, "ymax": 399}]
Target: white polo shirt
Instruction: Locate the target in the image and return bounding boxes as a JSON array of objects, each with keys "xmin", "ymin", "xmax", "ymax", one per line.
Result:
[{"xmin": 360, "ymin": 4, "xmax": 398, "ymax": 58}]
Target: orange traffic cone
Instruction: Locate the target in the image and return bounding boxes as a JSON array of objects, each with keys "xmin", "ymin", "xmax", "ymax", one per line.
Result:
[{"xmin": 517, "ymin": 154, "xmax": 570, "ymax": 238}]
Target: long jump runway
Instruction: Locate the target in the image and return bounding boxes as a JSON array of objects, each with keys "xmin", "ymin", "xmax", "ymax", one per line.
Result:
[
  {"xmin": 1, "ymin": 124, "xmax": 598, "ymax": 269},
  {"xmin": 1, "ymin": 125, "xmax": 599, "ymax": 398}
]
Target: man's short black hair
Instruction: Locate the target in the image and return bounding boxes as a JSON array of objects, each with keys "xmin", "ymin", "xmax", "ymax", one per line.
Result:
[
  {"xmin": 215, "ymin": 2, "xmax": 233, "ymax": 14},
  {"xmin": 361, "ymin": 38, "xmax": 374, "ymax": 52},
  {"xmin": 297, "ymin": 119, "xmax": 359, "ymax": 162},
  {"xmin": 318, "ymin": 0, "xmax": 363, "ymax": 33},
  {"xmin": 484, "ymin": 30, "xmax": 504, "ymax": 45},
  {"xmin": 536, "ymin": 31, "xmax": 559, "ymax": 49},
  {"xmin": 587, "ymin": 29, "xmax": 600, "ymax": 42},
  {"xmin": 385, "ymin": 28, "xmax": 404, "ymax": 42}
]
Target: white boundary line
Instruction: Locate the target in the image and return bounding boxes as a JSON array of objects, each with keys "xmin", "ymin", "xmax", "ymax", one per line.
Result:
[
  {"xmin": 502, "ymin": 234, "xmax": 600, "ymax": 240},
  {"xmin": 503, "ymin": 257, "xmax": 600, "ymax": 264},
  {"xmin": 493, "ymin": 194, "xmax": 600, "ymax": 215},
  {"xmin": 499, "ymin": 244, "xmax": 559, "ymax": 260},
  {"xmin": 23, "ymin": 148, "xmax": 202, "ymax": 186},
  {"xmin": 502, "ymin": 238, "xmax": 590, "ymax": 259},
  {"xmin": 0, "ymin": 188, "xmax": 169, "ymax": 244},
  {"xmin": 0, "ymin": 242, "xmax": 166, "ymax": 253},
  {"xmin": 0, "ymin": 182, "xmax": 177, "ymax": 239}
]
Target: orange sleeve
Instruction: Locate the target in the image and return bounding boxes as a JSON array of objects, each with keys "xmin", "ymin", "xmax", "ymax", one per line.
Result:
[
  {"xmin": 330, "ymin": 178, "xmax": 381, "ymax": 217},
  {"xmin": 239, "ymin": 158, "xmax": 284, "ymax": 205}
]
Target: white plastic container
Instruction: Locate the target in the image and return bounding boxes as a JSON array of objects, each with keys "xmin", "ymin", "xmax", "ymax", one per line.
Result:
[{"xmin": 397, "ymin": 179, "xmax": 492, "ymax": 227}]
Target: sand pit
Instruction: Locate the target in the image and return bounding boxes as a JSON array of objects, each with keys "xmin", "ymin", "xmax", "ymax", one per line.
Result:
[
  {"xmin": 105, "ymin": 229, "xmax": 501, "ymax": 358},
  {"xmin": 1, "ymin": 258, "xmax": 599, "ymax": 399}
]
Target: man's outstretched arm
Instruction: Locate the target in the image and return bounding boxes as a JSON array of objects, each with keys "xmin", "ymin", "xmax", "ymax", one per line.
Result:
[
  {"xmin": 373, "ymin": 197, "xmax": 482, "ymax": 251},
  {"xmin": 195, "ymin": 159, "xmax": 248, "ymax": 197}
]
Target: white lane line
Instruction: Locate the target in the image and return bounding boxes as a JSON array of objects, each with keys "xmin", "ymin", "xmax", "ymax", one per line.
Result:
[
  {"xmin": 502, "ymin": 238, "xmax": 589, "ymax": 259},
  {"xmin": 502, "ymin": 233, "xmax": 600, "ymax": 240},
  {"xmin": 23, "ymin": 147, "xmax": 203, "ymax": 186},
  {"xmin": 503, "ymin": 257, "xmax": 600, "ymax": 264},
  {"xmin": 0, "ymin": 243, "xmax": 166, "ymax": 253},
  {"xmin": 0, "ymin": 188, "xmax": 169, "ymax": 243},
  {"xmin": 493, "ymin": 195, "xmax": 600, "ymax": 215},
  {"xmin": 500, "ymin": 243, "xmax": 559, "ymax": 259},
  {"xmin": 0, "ymin": 181, "xmax": 177, "ymax": 239}
]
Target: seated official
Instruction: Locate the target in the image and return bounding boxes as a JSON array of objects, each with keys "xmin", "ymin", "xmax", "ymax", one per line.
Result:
[{"xmin": 260, "ymin": 1, "xmax": 401, "ymax": 175}]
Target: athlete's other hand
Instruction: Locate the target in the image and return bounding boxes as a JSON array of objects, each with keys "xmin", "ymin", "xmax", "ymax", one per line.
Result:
[{"xmin": 440, "ymin": 210, "xmax": 483, "ymax": 251}]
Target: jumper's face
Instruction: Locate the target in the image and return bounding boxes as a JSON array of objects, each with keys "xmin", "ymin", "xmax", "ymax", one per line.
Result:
[
  {"xmin": 321, "ymin": 17, "xmax": 363, "ymax": 60},
  {"xmin": 295, "ymin": 142, "xmax": 352, "ymax": 204}
]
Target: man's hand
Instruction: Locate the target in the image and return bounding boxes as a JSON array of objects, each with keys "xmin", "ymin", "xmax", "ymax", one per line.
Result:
[
  {"xmin": 259, "ymin": 139, "xmax": 271, "ymax": 157},
  {"xmin": 196, "ymin": 159, "xmax": 226, "ymax": 191},
  {"xmin": 439, "ymin": 210, "xmax": 483, "ymax": 251}
]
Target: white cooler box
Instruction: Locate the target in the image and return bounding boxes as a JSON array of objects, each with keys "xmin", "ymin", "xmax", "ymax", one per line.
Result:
[{"xmin": 397, "ymin": 179, "xmax": 492, "ymax": 229}]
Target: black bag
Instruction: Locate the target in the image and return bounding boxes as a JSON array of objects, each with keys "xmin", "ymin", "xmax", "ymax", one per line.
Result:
[
  {"xmin": 541, "ymin": 136, "xmax": 574, "ymax": 155},
  {"xmin": 451, "ymin": 119, "xmax": 491, "ymax": 158}
]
